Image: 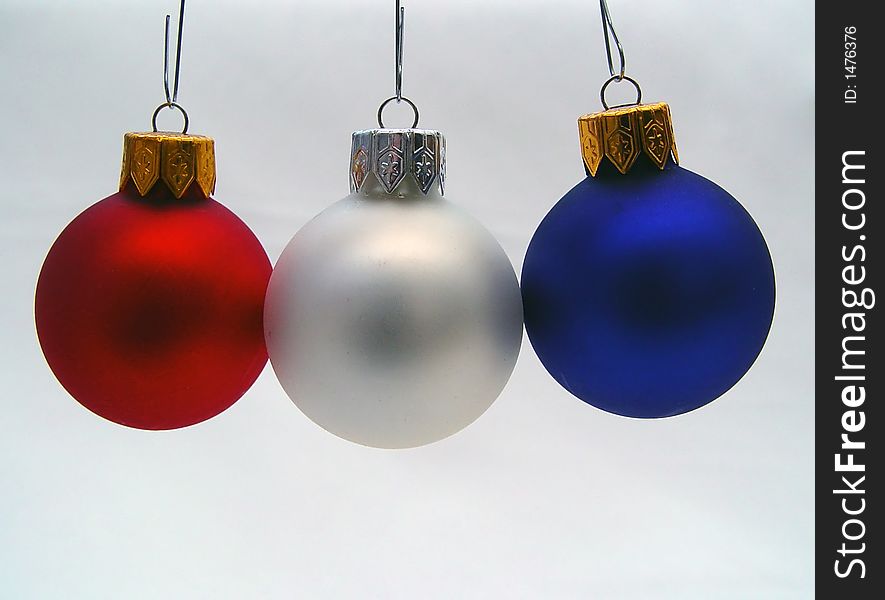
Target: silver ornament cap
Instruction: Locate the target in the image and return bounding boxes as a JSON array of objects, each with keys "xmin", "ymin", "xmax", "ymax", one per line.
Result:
[{"xmin": 350, "ymin": 129, "xmax": 446, "ymax": 196}]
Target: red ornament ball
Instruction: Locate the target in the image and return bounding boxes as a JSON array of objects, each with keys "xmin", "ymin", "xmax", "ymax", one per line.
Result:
[{"xmin": 35, "ymin": 183, "xmax": 272, "ymax": 430}]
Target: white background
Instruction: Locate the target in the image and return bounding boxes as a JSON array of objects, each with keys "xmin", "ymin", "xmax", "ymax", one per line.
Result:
[{"xmin": 0, "ymin": 0, "xmax": 813, "ymax": 597}]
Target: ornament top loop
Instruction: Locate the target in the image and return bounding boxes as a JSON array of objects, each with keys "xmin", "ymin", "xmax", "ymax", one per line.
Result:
[
  {"xmin": 151, "ymin": 102, "xmax": 190, "ymax": 134},
  {"xmin": 377, "ymin": 96, "xmax": 420, "ymax": 129},
  {"xmin": 599, "ymin": 75, "xmax": 642, "ymax": 110}
]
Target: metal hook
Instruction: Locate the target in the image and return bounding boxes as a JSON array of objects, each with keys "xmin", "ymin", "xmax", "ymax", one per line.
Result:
[
  {"xmin": 377, "ymin": 0, "xmax": 419, "ymax": 128},
  {"xmin": 597, "ymin": 0, "xmax": 642, "ymax": 109},
  {"xmin": 599, "ymin": 0, "xmax": 625, "ymax": 80},
  {"xmin": 154, "ymin": 0, "xmax": 189, "ymax": 133},
  {"xmin": 163, "ymin": 0, "xmax": 186, "ymax": 104},
  {"xmin": 395, "ymin": 0, "xmax": 404, "ymax": 102}
]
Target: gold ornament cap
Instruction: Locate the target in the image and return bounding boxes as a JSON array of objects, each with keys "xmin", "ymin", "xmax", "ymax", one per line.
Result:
[
  {"xmin": 119, "ymin": 131, "xmax": 216, "ymax": 199},
  {"xmin": 578, "ymin": 102, "xmax": 679, "ymax": 176}
]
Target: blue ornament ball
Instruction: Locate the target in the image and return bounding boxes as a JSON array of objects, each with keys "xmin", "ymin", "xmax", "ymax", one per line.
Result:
[{"xmin": 521, "ymin": 160, "xmax": 775, "ymax": 418}]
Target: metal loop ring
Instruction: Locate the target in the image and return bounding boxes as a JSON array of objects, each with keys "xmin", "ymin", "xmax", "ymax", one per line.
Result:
[
  {"xmin": 377, "ymin": 96, "xmax": 419, "ymax": 129},
  {"xmin": 151, "ymin": 102, "xmax": 190, "ymax": 133},
  {"xmin": 600, "ymin": 75, "xmax": 642, "ymax": 110}
]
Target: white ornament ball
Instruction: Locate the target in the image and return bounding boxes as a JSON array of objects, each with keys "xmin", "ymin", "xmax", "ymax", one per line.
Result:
[{"xmin": 265, "ymin": 182, "xmax": 523, "ymax": 448}]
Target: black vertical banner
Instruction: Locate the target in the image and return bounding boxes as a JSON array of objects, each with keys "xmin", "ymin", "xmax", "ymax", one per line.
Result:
[{"xmin": 816, "ymin": 1, "xmax": 881, "ymax": 596}]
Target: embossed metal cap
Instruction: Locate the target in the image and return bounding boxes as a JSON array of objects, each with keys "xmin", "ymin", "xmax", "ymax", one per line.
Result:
[
  {"xmin": 119, "ymin": 131, "xmax": 216, "ymax": 199},
  {"xmin": 350, "ymin": 129, "xmax": 446, "ymax": 196},
  {"xmin": 578, "ymin": 102, "xmax": 679, "ymax": 176}
]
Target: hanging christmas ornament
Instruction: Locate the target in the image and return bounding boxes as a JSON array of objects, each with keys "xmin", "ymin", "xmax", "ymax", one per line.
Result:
[
  {"xmin": 521, "ymin": 0, "xmax": 775, "ymax": 418},
  {"xmin": 35, "ymin": 1, "xmax": 271, "ymax": 430},
  {"xmin": 265, "ymin": 1, "xmax": 523, "ymax": 448}
]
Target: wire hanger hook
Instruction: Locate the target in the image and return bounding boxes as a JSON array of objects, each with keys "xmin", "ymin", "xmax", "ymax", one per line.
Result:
[
  {"xmin": 164, "ymin": 0, "xmax": 186, "ymax": 105},
  {"xmin": 153, "ymin": 0, "xmax": 189, "ymax": 133},
  {"xmin": 599, "ymin": 0, "xmax": 625, "ymax": 81},
  {"xmin": 395, "ymin": 0, "xmax": 404, "ymax": 102},
  {"xmin": 378, "ymin": 0, "xmax": 419, "ymax": 128},
  {"xmin": 598, "ymin": 0, "xmax": 642, "ymax": 110}
]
